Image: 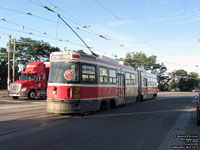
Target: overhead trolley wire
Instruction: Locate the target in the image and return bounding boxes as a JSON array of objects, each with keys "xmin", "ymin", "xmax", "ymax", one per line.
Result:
[
  {"xmin": 43, "ymin": 0, "xmax": 116, "ymax": 40},
  {"xmin": 0, "ymin": 5, "xmax": 111, "ymax": 41},
  {"xmin": 42, "ymin": 5, "xmax": 98, "ymax": 56},
  {"xmin": 0, "ymin": 3, "xmax": 119, "ymax": 44},
  {"xmin": 94, "ymin": 0, "xmax": 120, "ymax": 20},
  {"xmin": 0, "ymin": 6, "xmax": 78, "ymax": 29},
  {"xmin": 0, "ymin": 7, "xmax": 125, "ymax": 51},
  {"xmin": 45, "ymin": 0, "xmax": 84, "ymax": 27},
  {"xmin": 0, "ymin": 2, "xmax": 161, "ymax": 53},
  {"xmin": 161, "ymin": 61, "xmax": 199, "ymax": 68},
  {"xmin": 56, "ymin": 0, "xmax": 81, "ymax": 8},
  {"xmin": 41, "ymin": 0, "xmax": 124, "ymax": 43},
  {"xmin": 7, "ymin": 0, "xmax": 96, "ymax": 54},
  {"xmin": 0, "ymin": 19, "xmax": 53, "ymax": 38},
  {"xmin": 28, "ymin": 0, "xmax": 44, "ymax": 7},
  {"xmin": 29, "ymin": 0, "xmax": 93, "ymax": 29},
  {"xmin": 0, "ymin": 26, "xmax": 86, "ymax": 48},
  {"xmin": 0, "ymin": 18, "xmax": 85, "ymax": 47}
]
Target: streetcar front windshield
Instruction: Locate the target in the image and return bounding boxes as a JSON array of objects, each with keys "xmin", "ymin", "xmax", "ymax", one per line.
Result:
[
  {"xmin": 19, "ymin": 74, "xmax": 36, "ymax": 80},
  {"xmin": 49, "ymin": 63, "xmax": 79, "ymax": 83}
]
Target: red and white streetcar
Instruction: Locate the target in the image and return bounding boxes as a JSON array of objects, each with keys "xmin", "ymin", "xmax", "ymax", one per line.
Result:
[{"xmin": 47, "ymin": 51, "xmax": 158, "ymax": 114}]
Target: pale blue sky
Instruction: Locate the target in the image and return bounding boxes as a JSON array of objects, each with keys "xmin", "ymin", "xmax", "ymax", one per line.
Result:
[{"xmin": 0, "ymin": 0, "xmax": 200, "ymax": 73}]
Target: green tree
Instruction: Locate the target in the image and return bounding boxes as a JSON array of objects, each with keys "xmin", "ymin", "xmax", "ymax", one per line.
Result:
[
  {"xmin": 123, "ymin": 53, "xmax": 135, "ymax": 66},
  {"xmin": 14, "ymin": 37, "xmax": 60, "ymax": 66},
  {"xmin": 171, "ymin": 69, "xmax": 187, "ymax": 77},
  {"xmin": 153, "ymin": 63, "xmax": 170, "ymax": 91},
  {"xmin": 188, "ymin": 72, "xmax": 199, "ymax": 78},
  {"xmin": 169, "ymin": 80, "xmax": 179, "ymax": 89},
  {"xmin": 75, "ymin": 50, "xmax": 87, "ymax": 55},
  {"xmin": 0, "ymin": 48, "xmax": 8, "ymax": 89},
  {"xmin": 169, "ymin": 69, "xmax": 188, "ymax": 91},
  {"xmin": 146, "ymin": 55, "xmax": 157, "ymax": 71},
  {"xmin": 123, "ymin": 52, "xmax": 157, "ymax": 70},
  {"xmin": 132, "ymin": 52, "xmax": 147, "ymax": 68},
  {"xmin": 170, "ymin": 69, "xmax": 200, "ymax": 91},
  {"xmin": 181, "ymin": 72, "xmax": 200, "ymax": 91},
  {"xmin": 0, "ymin": 47, "xmax": 7, "ymax": 61}
]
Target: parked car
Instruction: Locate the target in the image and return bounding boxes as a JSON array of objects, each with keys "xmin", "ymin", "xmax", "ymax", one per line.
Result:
[
  {"xmin": 171, "ymin": 88, "xmax": 180, "ymax": 92},
  {"xmin": 197, "ymin": 102, "xmax": 200, "ymax": 125},
  {"xmin": 192, "ymin": 89, "xmax": 200, "ymax": 92},
  {"xmin": 197, "ymin": 98, "xmax": 200, "ymax": 125}
]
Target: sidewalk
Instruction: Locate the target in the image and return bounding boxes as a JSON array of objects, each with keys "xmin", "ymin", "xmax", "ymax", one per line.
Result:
[{"xmin": 0, "ymin": 90, "xmax": 8, "ymax": 98}]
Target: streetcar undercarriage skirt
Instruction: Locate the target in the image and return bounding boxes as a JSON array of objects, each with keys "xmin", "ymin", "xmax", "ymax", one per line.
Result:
[{"xmin": 47, "ymin": 99, "xmax": 99, "ymax": 114}]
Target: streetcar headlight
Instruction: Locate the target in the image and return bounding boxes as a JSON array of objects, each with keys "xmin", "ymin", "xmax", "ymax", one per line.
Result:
[{"xmin": 74, "ymin": 87, "xmax": 80, "ymax": 99}]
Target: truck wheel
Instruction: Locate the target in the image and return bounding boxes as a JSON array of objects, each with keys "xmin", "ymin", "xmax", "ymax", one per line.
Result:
[
  {"xmin": 28, "ymin": 90, "xmax": 36, "ymax": 100},
  {"xmin": 12, "ymin": 96, "xmax": 18, "ymax": 99}
]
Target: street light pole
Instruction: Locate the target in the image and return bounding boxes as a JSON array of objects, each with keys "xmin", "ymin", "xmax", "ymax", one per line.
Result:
[
  {"xmin": 10, "ymin": 26, "xmax": 24, "ymax": 83},
  {"xmin": 7, "ymin": 35, "xmax": 11, "ymax": 90},
  {"xmin": 12, "ymin": 39, "xmax": 16, "ymax": 82}
]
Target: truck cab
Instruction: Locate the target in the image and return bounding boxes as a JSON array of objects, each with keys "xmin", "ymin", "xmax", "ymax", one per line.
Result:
[{"xmin": 9, "ymin": 62, "xmax": 49, "ymax": 100}]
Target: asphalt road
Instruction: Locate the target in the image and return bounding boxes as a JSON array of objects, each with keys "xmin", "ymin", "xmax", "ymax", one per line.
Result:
[{"xmin": 0, "ymin": 92, "xmax": 199, "ymax": 150}]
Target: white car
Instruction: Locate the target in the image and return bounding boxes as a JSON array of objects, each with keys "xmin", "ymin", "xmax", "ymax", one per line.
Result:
[
  {"xmin": 171, "ymin": 88, "xmax": 180, "ymax": 92},
  {"xmin": 193, "ymin": 89, "xmax": 200, "ymax": 92}
]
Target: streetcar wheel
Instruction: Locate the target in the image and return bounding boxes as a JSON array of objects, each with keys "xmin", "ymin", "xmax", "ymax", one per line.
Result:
[
  {"xmin": 12, "ymin": 96, "xmax": 18, "ymax": 99},
  {"xmin": 110, "ymin": 100, "xmax": 116, "ymax": 109},
  {"xmin": 153, "ymin": 94, "xmax": 157, "ymax": 99},
  {"xmin": 136, "ymin": 96, "xmax": 140, "ymax": 102},
  {"xmin": 139, "ymin": 95, "xmax": 144, "ymax": 101},
  {"xmin": 28, "ymin": 90, "xmax": 36, "ymax": 100},
  {"xmin": 100, "ymin": 101, "xmax": 108, "ymax": 110}
]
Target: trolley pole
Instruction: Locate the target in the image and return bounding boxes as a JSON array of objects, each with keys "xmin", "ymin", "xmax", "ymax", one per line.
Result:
[
  {"xmin": 7, "ymin": 35, "xmax": 11, "ymax": 90},
  {"xmin": 12, "ymin": 39, "xmax": 16, "ymax": 82}
]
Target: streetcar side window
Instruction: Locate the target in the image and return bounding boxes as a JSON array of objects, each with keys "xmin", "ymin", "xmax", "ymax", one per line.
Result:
[
  {"xmin": 151, "ymin": 78, "xmax": 154, "ymax": 86},
  {"xmin": 148, "ymin": 77, "xmax": 151, "ymax": 86},
  {"xmin": 99, "ymin": 67, "xmax": 108, "ymax": 83},
  {"xmin": 130, "ymin": 73, "xmax": 136, "ymax": 85},
  {"xmin": 82, "ymin": 64, "xmax": 96, "ymax": 83},
  {"xmin": 125, "ymin": 72, "xmax": 130, "ymax": 85},
  {"xmin": 148, "ymin": 78, "xmax": 150, "ymax": 86},
  {"xmin": 109, "ymin": 69, "xmax": 116, "ymax": 84},
  {"xmin": 153, "ymin": 78, "xmax": 157, "ymax": 86}
]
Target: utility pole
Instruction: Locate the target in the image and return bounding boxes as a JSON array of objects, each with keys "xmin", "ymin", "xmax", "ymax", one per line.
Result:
[
  {"xmin": 12, "ymin": 39, "xmax": 16, "ymax": 82},
  {"xmin": 7, "ymin": 35, "xmax": 11, "ymax": 90}
]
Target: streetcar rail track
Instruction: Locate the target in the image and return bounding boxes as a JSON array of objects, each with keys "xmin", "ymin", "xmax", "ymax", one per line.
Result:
[
  {"xmin": 0, "ymin": 104, "xmax": 46, "ymax": 111},
  {"xmin": 0, "ymin": 112, "xmax": 55, "ymax": 123},
  {"xmin": 0, "ymin": 114, "xmax": 72, "ymax": 136},
  {"xmin": 0, "ymin": 107, "xmax": 46, "ymax": 116}
]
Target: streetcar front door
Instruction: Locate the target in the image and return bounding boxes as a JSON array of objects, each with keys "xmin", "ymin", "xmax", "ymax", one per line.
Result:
[{"xmin": 117, "ymin": 74, "xmax": 125, "ymax": 104}]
